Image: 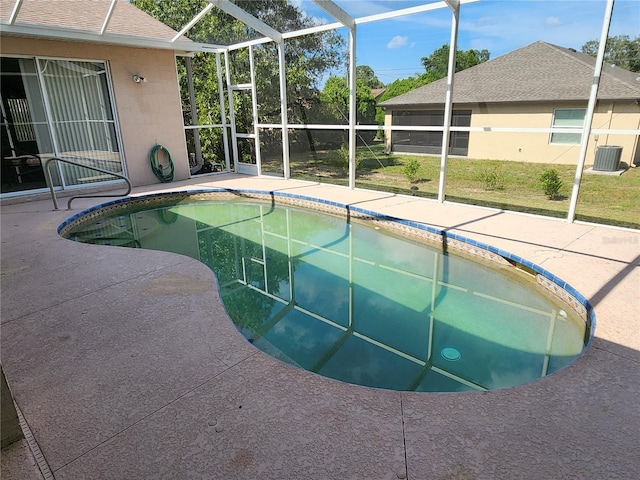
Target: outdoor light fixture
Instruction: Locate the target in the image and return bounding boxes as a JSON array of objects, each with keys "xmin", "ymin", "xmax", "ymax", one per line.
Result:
[{"xmin": 132, "ymin": 74, "xmax": 147, "ymax": 83}]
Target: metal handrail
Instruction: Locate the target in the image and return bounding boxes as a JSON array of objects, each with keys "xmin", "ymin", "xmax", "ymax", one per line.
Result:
[{"xmin": 43, "ymin": 156, "xmax": 132, "ymax": 210}]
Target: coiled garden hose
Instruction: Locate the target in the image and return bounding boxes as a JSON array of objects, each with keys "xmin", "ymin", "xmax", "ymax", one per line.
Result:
[{"xmin": 149, "ymin": 144, "xmax": 174, "ymax": 183}]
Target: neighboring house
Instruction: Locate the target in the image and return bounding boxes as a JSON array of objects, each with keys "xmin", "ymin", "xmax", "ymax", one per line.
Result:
[
  {"xmin": 378, "ymin": 41, "xmax": 640, "ymax": 166},
  {"xmin": 371, "ymin": 88, "xmax": 386, "ymax": 101},
  {"xmin": 0, "ymin": 0, "xmax": 190, "ymax": 198}
]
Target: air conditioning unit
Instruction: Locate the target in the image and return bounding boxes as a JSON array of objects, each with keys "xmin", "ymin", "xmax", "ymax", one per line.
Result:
[{"xmin": 593, "ymin": 145, "xmax": 622, "ymax": 171}]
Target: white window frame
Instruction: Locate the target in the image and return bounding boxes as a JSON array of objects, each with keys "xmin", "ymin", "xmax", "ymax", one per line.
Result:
[
  {"xmin": 549, "ymin": 108, "xmax": 586, "ymax": 145},
  {"xmin": 1, "ymin": 54, "xmax": 126, "ymax": 197}
]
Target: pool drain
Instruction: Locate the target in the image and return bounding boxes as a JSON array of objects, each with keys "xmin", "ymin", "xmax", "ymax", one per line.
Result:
[{"xmin": 441, "ymin": 347, "xmax": 461, "ymax": 361}]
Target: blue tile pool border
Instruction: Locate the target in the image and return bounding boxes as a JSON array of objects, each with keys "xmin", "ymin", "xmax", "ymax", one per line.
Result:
[{"xmin": 58, "ymin": 188, "xmax": 595, "ymax": 346}]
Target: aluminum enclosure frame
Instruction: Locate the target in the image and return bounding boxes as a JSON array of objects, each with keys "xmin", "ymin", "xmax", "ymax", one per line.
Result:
[{"xmin": 0, "ymin": 0, "xmax": 627, "ymax": 223}]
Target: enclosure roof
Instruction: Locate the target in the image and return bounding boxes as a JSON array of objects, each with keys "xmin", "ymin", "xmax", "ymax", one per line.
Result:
[{"xmin": 379, "ymin": 41, "xmax": 640, "ymax": 107}]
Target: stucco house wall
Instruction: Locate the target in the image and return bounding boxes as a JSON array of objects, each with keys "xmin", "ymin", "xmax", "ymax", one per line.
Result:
[
  {"xmin": 1, "ymin": 36, "xmax": 189, "ymax": 187},
  {"xmin": 383, "ymin": 101, "xmax": 640, "ymax": 166},
  {"xmin": 380, "ymin": 42, "xmax": 640, "ymax": 167},
  {"xmin": 461, "ymin": 101, "xmax": 640, "ymax": 165}
]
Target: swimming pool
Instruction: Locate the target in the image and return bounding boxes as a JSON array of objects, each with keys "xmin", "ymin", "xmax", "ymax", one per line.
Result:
[{"xmin": 60, "ymin": 189, "xmax": 594, "ymax": 392}]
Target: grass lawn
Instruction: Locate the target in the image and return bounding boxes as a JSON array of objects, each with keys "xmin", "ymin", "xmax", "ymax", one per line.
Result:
[{"xmin": 275, "ymin": 142, "xmax": 639, "ymax": 229}]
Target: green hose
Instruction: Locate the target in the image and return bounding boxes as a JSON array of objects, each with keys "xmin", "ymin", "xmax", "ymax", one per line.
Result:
[{"xmin": 149, "ymin": 144, "xmax": 174, "ymax": 183}]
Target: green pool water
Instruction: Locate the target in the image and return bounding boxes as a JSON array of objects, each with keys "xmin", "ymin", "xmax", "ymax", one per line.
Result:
[{"xmin": 65, "ymin": 199, "xmax": 588, "ymax": 392}]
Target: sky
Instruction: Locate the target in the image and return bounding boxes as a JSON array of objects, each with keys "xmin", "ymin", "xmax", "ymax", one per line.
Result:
[{"xmin": 294, "ymin": 0, "xmax": 640, "ymax": 84}]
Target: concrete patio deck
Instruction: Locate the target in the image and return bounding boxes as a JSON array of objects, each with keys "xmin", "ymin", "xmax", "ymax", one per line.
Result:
[{"xmin": 1, "ymin": 174, "xmax": 639, "ymax": 479}]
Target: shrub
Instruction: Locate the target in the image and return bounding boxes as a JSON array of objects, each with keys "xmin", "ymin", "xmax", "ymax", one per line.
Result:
[
  {"xmin": 338, "ymin": 145, "xmax": 349, "ymax": 171},
  {"xmin": 539, "ymin": 169, "xmax": 563, "ymax": 199},
  {"xmin": 403, "ymin": 158, "xmax": 421, "ymax": 182},
  {"xmin": 330, "ymin": 145, "xmax": 364, "ymax": 172},
  {"xmin": 478, "ymin": 167, "xmax": 505, "ymax": 191}
]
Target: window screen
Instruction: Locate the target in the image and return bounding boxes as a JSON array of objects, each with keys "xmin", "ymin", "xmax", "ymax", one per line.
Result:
[{"xmin": 550, "ymin": 108, "xmax": 585, "ymax": 144}]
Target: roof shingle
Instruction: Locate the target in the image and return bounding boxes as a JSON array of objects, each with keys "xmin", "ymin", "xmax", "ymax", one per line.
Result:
[
  {"xmin": 379, "ymin": 41, "xmax": 640, "ymax": 107},
  {"xmin": 0, "ymin": 0, "xmax": 182, "ymax": 41}
]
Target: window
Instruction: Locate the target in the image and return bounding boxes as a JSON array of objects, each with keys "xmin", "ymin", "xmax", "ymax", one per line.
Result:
[
  {"xmin": 391, "ymin": 110, "xmax": 471, "ymax": 155},
  {"xmin": 550, "ymin": 108, "xmax": 585, "ymax": 145}
]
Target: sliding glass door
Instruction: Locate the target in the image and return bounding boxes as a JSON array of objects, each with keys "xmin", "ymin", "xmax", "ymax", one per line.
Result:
[
  {"xmin": 38, "ymin": 59, "xmax": 122, "ymax": 186},
  {"xmin": 1, "ymin": 57, "xmax": 53, "ymax": 193},
  {"xmin": 1, "ymin": 56, "xmax": 123, "ymax": 196}
]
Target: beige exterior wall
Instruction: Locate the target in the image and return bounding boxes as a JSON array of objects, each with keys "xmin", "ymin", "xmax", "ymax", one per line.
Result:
[
  {"xmin": 466, "ymin": 102, "xmax": 640, "ymax": 166},
  {"xmin": 385, "ymin": 101, "xmax": 640, "ymax": 166},
  {"xmin": 1, "ymin": 36, "xmax": 189, "ymax": 186}
]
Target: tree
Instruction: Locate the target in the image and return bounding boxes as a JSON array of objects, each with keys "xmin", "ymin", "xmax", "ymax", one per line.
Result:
[
  {"xmin": 131, "ymin": 0, "xmax": 345, "ymax": 163},
  {"xmin": 373, "ymin": 45, "xmax": 490, "ymax": 125},
  {"xmin": 581, "ymin": 34, "xmax": 640, "ymax": 72},
  {"xmin": 374, "ymin": 75, "xmax": 430, "ymax": 125},
  {"xmin": 356, "ymin": 65, "xmax": 385, "ymax": 89},
  {"xmin": 421, "ymin": 44, "xmax": 490, "ymax": 81},
  {"xmin": 320, "ymin": 75, "xmax": 377, "ymax": 144}
]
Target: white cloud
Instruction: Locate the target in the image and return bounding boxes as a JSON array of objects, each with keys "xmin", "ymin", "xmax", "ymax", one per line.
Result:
[
  {"xmin": 387, "ymin": 35, "xmax": 408, "ymax": 49},
  {"xmin": 544, "ymin": 16, "xmax": 561, "ymax": 27},
  {"xmin": 310, "ymin": 15, "xmax": 330, "ymax": 25},
  {"xmin": 475, "ymin": 15, "xmax": 497, "ymax": 27}
]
